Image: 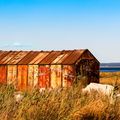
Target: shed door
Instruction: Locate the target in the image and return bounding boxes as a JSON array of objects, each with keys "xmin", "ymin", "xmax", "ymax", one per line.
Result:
[
  {"xmin": 18, "ymin": 65, "xmax": 28, "ymax": 90},
  {"xmin": 0, "ymin": 65, "xmax": 7, "ymax": 84},
  {"xmin": 38, "ymin": 65, "xmax": 50, "ymax": 88}
]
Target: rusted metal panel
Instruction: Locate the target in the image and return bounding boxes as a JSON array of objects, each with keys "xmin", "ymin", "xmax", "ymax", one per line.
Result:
[
  {"xmin": 18, "ymin": 65, "xmax": 28, "ymax": 90},
  {"xmin": 28, "ymin": 65, "xmax": 38, "ymax": 89},
  {"xmin": 7, "ymin": 65, "xmax": 17, "ymax": 87},
  {"xmin": 0, "ymin": 51, "xmax": 11, "ymax": 63},
  {"xmin": 39, "ymin": 51, "xmax": 61, "ymax": 64},
  {"xmin": 0, "ymin": 51, "xmax": 4, "ymax": 56},
  {"xmin": 62, "ymin": 50, "xmax": 85, "ymax": 64},
  {"xmin": 0, "ymin": 50, "xmax": 87, "ymax": 65},
  {"xmin": 18, "ymin": 51, "xmax": 39, "ymax": 64},
  {"xmin": 7, "ymin": 51, "xmax": 29, "ymax": 64},
  {"xmin": 0, "ymin": 51, "xmax": 19, "ymax": 64},
  {"xmin": 38, "ymin": 65, "xmax": 50, "ymax": 88},
  {"xmin": 62, "ymin": 65, "xmax": 75, "ymax": 87},
  {"xmin": 51, "ymin": 65, "xmax": 61, "ymax": 88},
  {"xmin": 29, "ymin": 52, "xmax": 49, "ymax": 64},
  {"xmin": 0, "ymin": 65, "xmax": 7, "ymax": 83},
  {"xmin": 53, "ymin": 51, "xmax": 73, "ymax": 64}
]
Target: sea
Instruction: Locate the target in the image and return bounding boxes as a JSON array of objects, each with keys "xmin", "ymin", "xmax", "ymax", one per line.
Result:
[{"xmin": 100, "ymin": 67, "xmax": 120, "ymax": 72}]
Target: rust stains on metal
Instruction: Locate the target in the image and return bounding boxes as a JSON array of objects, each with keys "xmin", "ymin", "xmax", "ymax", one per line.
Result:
[
  {"xmin": 7, "ymin": 51, "xmax": 29, "ymax": 64},
  {"xmin": 39, "ymin": 51, "xmax": 61, "ymax": 64},
  {"xmin": 38, "ymin": 65, "xmax": 50, "ymax": 88},
  {"xmin": 0, "ymin": 51, "xmax": 12, "ymax": 63},
  {"xmin": 0, "ymin": 49, "xmax": 87, "ymax": 65},
  {"xmin": 0, "ymin": 51, "xmax": 20, "ymax": 64},
  {"xmin": 62, "ymin": 65, "xmax": 75, "ymax": 87},
  {"xmin": 29, "ymin": 52, "xmax": 49, "ymax": 64},
  {"xmin": 55, "ymin": 51, "xmax": 73, "ymax": 64},
  {"xmin": 0, "ymin": 65, "xmax": 7, "ymax": 83},
  {"xmin": 51, "ymin": 65, "xmax": 61, "ymax": 88},
  {"xmin": 28, "ymin": 65, "xmax": 38, "ymax": 89},
  {"xmin": 7, "ymin": 65, "xmax": 17, "ymax": 87},
  {"xmin": 17, "ymin": 65, "xmax": 28, "ymax": 90},
  {"xmin": 18, "ymin": 51, "xmax": 40, "ymax": 64},
  {"xmin": 0, "ymin": 49, "xmax": 99, "ymax": 90},
  {"xmin": 62, "ymin": 50, "xmax": 85, "ymax": 65}
]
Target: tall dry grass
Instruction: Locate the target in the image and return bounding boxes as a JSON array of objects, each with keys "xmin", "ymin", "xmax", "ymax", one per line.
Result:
[
  {"xmin": 100, "ymin": 72, "xmax": 120, "ymax": 86},
  {"xmin": 0, "ymin": 75, "xmax": 120, "ymax": 120}
]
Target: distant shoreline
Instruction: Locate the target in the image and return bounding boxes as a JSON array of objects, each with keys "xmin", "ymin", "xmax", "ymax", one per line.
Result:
[{"xmin": 100, "ymin": 67, "xmax": 120, "ymax": 72}]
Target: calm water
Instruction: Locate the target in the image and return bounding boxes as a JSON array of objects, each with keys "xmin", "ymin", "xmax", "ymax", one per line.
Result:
[{"xmin": 100, "ymin": 68, "xmax": 120, "ymax": 72}]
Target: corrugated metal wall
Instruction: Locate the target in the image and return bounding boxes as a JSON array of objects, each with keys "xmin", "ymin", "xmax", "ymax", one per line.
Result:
[
  {"xmin": 38, "ymin": 65, "xmax": 50, "ymax": 88},
  {"xmin": 7, "ymin": 65, "xmax": 17, "ymax": 87},
  {"xmin": 63, "ymin": 65, "xmax": 75, "ymax": 87},
  {"xmin": 18, "ymin": 65, "xmax": 28, "ymax": 90},
  {"xmin": 51, "ymin": 65, "xmax": 61, "ymax": 88},
  {"xmin": 28, "ymin": 65, "xmax": 38, "ymax": 89},
  {"xmin": 0, "ymin": 65, "xmax": 7, "ymax": 84}
]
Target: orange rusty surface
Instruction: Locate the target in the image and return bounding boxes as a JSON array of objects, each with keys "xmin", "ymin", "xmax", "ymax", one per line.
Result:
[
  {"xmin": 29, "ymin": 52, "xmax": 49, "ymax": 64},
  {"xmin": 0, "ymin": 51, "xmax": 12, "ymax": 63},
  {"xmin": 0, "ymin": 49, "xmax": 88, "ymax": 65},
  {"xmin": 7, "ymin": 65, "xmax": 17, "ymax": 87},
  {"xmin": 0, "ymin": 65, "xmax": 7, "ymax": 84},
  {"xmin": 62, "ymin": 65, "xmax": 75, "ymax": 87},
  {"xmin": 55, "ymin": 51, "xmax": 73, "ymax": 64},
  {"xmin": 62, "ymin": 50, "xmax": 85, "ymax": 64},
  {"xmin": 0, "ymin": 51, "xmax": 20, "ymax": 64},
  {"xmin": 18, "ymin": 51, "xmax": 40, "ymax": 64},
  {"xmin": 17, "ymin": 65, "xmax": 28, "ymax": 90},
  {"xmin": 38, "ymin": 65, "xmax": 50, "ymax": 88},
  {"xmin": 7, "ymin": 51, "xmax": 29, "ymax": 64},
  {"xmin": 51, "ymin": 65, "xmax": 61, "ymax": 88},
  {"xmin": 28, "ymin": 65, "xmax": 38, "ymax": 89},
  {"xmin": 39, "ymin": 51, "xmax": 61, "ymax": 64}
]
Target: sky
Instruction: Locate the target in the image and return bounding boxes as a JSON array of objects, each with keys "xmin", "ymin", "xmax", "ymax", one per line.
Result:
[{"xmin": 0, "ymin": 0, "xmax": 120, "ymax": 63}]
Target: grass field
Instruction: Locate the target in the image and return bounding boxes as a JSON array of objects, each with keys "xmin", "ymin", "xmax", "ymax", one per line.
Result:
[
  {"xmin": 100, "ymin": 72, "xmax": 120, "ymax": 86},
  {"xmin": 0, "ymin": 72, "xmax": 120, "ymax": 120}
]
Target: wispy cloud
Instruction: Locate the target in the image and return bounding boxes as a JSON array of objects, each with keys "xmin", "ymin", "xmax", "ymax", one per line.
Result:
[{"xmin": 0, "ymin": 42, "xmax": 32, "ymax": 50}]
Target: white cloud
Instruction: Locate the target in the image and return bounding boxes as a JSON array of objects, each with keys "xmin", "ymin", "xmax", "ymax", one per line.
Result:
[
  {"xmin": 0, "ymin": 42, "xmax": 32, "ymax": 50},
  {"xmin": 13, "ymin": 42, "xmax": 21, "ymax": 47}
]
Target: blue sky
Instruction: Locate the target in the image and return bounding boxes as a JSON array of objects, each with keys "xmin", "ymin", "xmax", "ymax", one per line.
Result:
[{"xmin": 0, "ymin": 0, "xmax": 120, "ymax": 62}]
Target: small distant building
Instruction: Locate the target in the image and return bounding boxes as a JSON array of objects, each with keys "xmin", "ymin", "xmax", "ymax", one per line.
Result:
[{"xmin": 0, "ymin": 49, "xmax": 99, "ymax": 90}]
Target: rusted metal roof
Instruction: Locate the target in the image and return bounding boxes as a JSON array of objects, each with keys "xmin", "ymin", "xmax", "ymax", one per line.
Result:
[
  {"xmin": 0, "ymin": 51, "xmax": 20, "ymax": 64},
  {"xmin": 29, "ymin": 52, "xmax": 49, "ymax": 64},
  {"xmin": 18, "ymin": 51, "xmax": 40, "ymax": 64},
  {"xmin": 0, "ymin": 49, "xmax": 88, "ymax": 65},
  {"xmin": 54, "ymin": 51, "xmax": 74, "ymax": 64},
  {"xmin": 0, "ymin": 51, "xmax": 11, "ymax": 62},
  {"xmin": 7, "ymin": 51, "xmax": 29, "ymax": 64},
  {"xmin": 39, "ymin": 51, "xmax": 62, "ymax": 64},
  {"xmin": 62, "ymin": 50, "xmax": 85, "ymax": 64}
]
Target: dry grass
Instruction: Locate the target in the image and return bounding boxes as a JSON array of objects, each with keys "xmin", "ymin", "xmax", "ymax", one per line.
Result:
[
  {"xmin": 100, "ymin": 72, "xmax": 120, "ymax": 86},
  {"xmin": 0, "ymin": 72, "xmax": 120, "ymax": 120}
]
